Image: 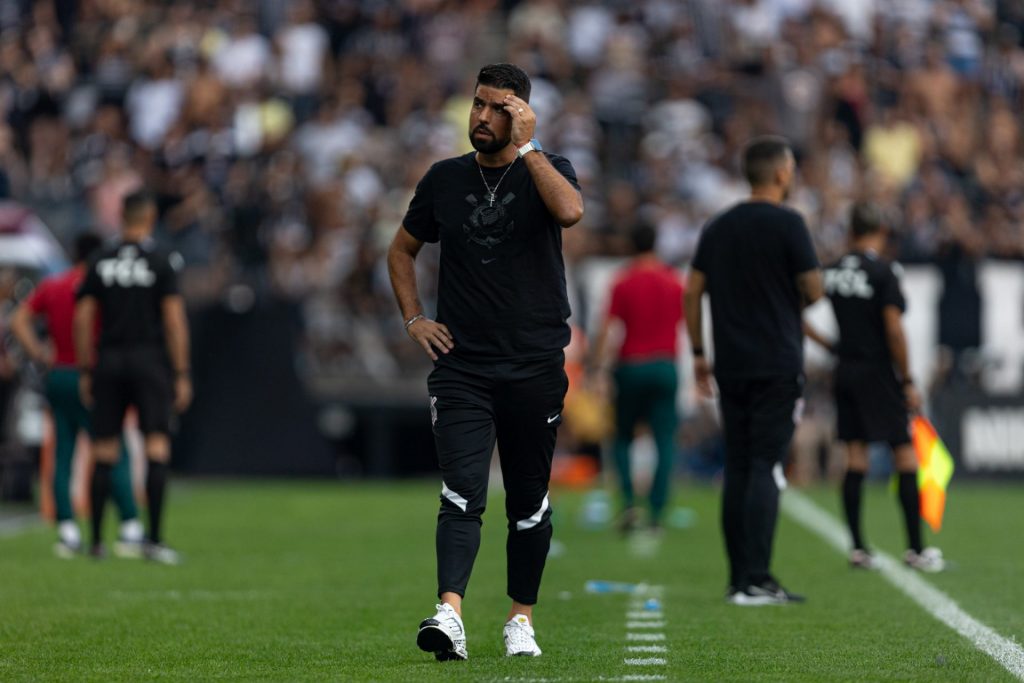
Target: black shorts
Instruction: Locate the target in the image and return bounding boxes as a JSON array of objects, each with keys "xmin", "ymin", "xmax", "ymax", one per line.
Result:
[
  {"xmin": 835, "ymin": 360, "xmax": 910, "ymax": 446},
  {"xmin": 92, "ymin": 347, "xmax": 173, "ymax": 438}
]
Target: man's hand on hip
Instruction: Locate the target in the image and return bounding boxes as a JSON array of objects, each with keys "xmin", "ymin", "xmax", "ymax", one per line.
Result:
[{"xmin": 408, "ymin": 318, "xmax": 455, "ymax": 361}]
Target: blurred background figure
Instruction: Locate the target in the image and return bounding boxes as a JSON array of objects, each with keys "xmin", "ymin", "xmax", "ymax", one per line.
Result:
[
  {"xmin": 0, "ymin": 0, "xmax": 1018, "ymax": 482},
  {"xmin": 590, "ymin": 223, "xmax": 685, "ymax": 534},
  {"xmin": 10, "ymin": 232, "xmax": 142, "ymax": 558}
]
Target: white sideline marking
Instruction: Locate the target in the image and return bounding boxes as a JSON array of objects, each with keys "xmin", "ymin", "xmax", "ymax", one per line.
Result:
[
  {"xmin": 784, "ymin": 490, "xmax": 1024, "ymax": 681},
  {"xmin": 627, "ymin": 645, "xmax": 668, "ymax": 653},
  {"xmin": 626, "ymin": 621, "xmax": 666, "ymax": 629},
  {"xmin": 626, "ymin": 632, "xmax": 665, "ymax": 642},
  {"xmin": 0, "ymin": 513, "xmax": 40, "ymax": 538},
  {"xmin": 624, "ymin": 658, "xmax": 667, "ymax": 666}
]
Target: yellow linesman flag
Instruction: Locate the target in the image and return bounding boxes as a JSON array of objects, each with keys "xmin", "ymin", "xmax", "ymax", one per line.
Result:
[{"xmin": 911, "ymin": 416, "xmax": 955, "ymax": 532}]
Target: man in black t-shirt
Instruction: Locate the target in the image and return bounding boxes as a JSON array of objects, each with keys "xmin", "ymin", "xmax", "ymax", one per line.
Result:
[
  {"xmin": 387, "ymin": 63, "xmax": 582, "ymax": 661},
  {"xmin": 805, "ymin": 203, "xmax": 943, "ymax": 573},
  {"xmin": 686, "ymin": 136, "xmax": 823, "ymax": 605},
  {"xmin": 74, "ymin": 190, "xmax": 192, "ymax": 564}
]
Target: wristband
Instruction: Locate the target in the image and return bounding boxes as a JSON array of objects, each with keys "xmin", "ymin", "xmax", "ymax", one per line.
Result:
[
  {"xmin": 404, "ymin": 313, "xmax": 425, "ymax": 330},
  {"xmin": 78, "ymin": 366, "xmax": 93, "ymax": 375},
  {"xmin": 692, "ymin": 347, "xmax": 704, "ymax": 357},
  {"xmin": 175, "ymin": 369, "xmax": 191, "ymax": 378},
  {"xmin": 902, "ymin": 377, "xmax": 914, "ymax": 387}
]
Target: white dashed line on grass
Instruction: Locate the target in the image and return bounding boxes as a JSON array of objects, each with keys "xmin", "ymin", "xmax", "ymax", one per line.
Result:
[
  {"xmin": 625, "ymin": 621, "xmax": 665, "ymax": 629},
  {"xmin": 626, "ymin": 632, "xmax": 665, "ymax": 641},
  {"xmin": 784, "ymin": 490, "xmax": 1024, "ymax": 682},
  {"xmin": 624, "ymin": 658, "xmax": 667, "ymax": 666},
  {"xmin": 624, "ymin": 587, "xmax": 667, "ymax": 671}
]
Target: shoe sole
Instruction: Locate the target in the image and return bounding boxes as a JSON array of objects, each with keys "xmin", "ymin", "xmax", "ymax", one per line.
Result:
[
  {"xmin": 114, "ymin": 542, "xmax": 144, "ymax": 559},
  {"xmin": 417, "ymin": 621, "xmax": 466, "ymax": 661},
  {"xmin": 53, "ymin": 543, "xmax": 78, "ymax": 560},
  {"xmin": 728, "ymin": 594, "xmax": 783, "ymax": 606}
]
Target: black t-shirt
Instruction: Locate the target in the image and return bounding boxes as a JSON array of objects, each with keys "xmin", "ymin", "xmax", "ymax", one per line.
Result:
[
  {"xmin": 825, "ymin": 249, "xmax": 905, "ymax": 364},
  {"xmin": 77, "ymin": 239, "xmax": 182, "ymax": 350},
  {"xmin": 691, "ymin": 201, "xmax": 819, "ymax": 379},
  {"xmin": 402, "ymin": 151, "xmax": 579, "ymax": 360}
]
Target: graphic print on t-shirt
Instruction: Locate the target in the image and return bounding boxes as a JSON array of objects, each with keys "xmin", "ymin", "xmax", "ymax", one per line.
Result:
[
  {"xmin": 96, "ymin": 244, "xmax": 157, "ymax": 288},
  {"xmin": 463, "ymin": 191, "xmax": 516, "ymax": 249}
]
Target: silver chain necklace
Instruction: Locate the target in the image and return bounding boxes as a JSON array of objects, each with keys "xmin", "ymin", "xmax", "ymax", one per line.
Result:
[{"xmin": 477, "ymin": 157, "xmax": 516, "ymax": 206}]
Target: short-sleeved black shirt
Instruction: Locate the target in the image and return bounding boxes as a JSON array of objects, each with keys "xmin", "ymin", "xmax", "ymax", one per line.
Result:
[
  {"xmin": 691, "ymin": 201, "xmax": 820, "ymax": 379},
  {"xmin": 402, "ymin": 151, "xmax": 580, "ymax": 360},
  {"xmin": 77, "ymin": 239, "xmax": 182, "ymax": 350},
  {"xmin": 825, "ymin": 249, "xmax": 906, "ymax": 364}
]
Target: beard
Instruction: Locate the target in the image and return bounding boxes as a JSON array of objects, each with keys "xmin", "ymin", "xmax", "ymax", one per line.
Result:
[{"xmin": 469, "ymin": 126, "xmax": 509, "ymax": 154}]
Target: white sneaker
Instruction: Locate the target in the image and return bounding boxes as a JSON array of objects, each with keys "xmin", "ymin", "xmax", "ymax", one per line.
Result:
[
  {"xmin": 905, "ymin": 547, "xmax": 944, "ymax": 573},
  {"xmin": 143, "ymin": 542, "xmax": 182, "ymax": 566},
  {"xmin": 417, "ymin": 603, "xmax": 467, "ymax": 661},
  {"xmin": 849, "ymin": 549, "xmax": 877, "ymax": 570},
  {"xmin": 504, "ymin": 614, "xmax": 542, "ymax": 657}
]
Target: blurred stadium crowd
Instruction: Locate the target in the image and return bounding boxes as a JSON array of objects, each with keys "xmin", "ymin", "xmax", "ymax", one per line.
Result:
[{"xmin": 0, "ymin": 0, "xmax": 1020, "ymax": 393}]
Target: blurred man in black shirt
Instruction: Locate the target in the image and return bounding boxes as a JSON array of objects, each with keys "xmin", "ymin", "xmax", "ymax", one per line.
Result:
[
  {"xmin": 74, "ymin": 190, "xmax": 192, "ymax": 564},
  {"xmin": 807, "ymin": 202, "xmax": 944, "ymax": 573},
  {"xmin": 387, "ymin": 63, "xmax": 582, "ymax": 661},
  {"xmin": 687, "ymin": 136, "xmax": 823, "ymax": 605}
]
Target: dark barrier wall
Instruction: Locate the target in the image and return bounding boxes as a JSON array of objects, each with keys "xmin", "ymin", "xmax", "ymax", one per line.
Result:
[{"xmin": 174, "ymin": 303, "xmax": 334, "ymax": 476}]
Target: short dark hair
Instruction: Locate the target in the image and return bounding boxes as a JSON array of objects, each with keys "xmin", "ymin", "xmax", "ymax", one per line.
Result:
[
  {"xmin": 122, "ymin": 189, "xmax": 156, "ymax": 224},
  {"xmin": 850, "ymin": 202, "xmax": 885, "ymax": 238},
  {"xmin": 476, "ymin": 63, "xmax": 531, "ymax": 102},
  {"xmin": 73, "ymin": 232, "xmax": 103, "ymax": 263},
  {"xmin": 630, "ymin": 223, "xmax": 657, "ymax": 254},
  {"xmin": 742, "ymin": 136, "xmax": 792, "ymax": 186}
]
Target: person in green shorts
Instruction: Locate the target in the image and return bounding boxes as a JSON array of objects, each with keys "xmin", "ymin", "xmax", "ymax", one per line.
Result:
[
  {"xmin": 11, "ymin": 233, "xmax": 143, "ymax": 558},
  {"xmin": 590, "ymin": 224, "xmax": 686, "ymax": 532}
]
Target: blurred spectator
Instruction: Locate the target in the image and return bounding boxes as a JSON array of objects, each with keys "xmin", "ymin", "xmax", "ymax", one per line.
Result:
[{"xmin": 0, "ymin": 0, "xmax": 1018, "ymax": 399}]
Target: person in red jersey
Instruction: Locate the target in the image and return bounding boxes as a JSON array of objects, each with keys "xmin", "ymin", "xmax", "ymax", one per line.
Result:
[
  {"xmin": 11, "ymin": 233, "xmax": 143, "ymax": 558},
  {"xmin": 591, "ymin": 223, "xmax": 685, "ymax": 533}
]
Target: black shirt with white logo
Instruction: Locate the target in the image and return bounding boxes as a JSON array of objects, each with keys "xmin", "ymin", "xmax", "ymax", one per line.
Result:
[
  {"xmin": 402, "ymin": 151, "xmax": 580, "ymax": 360},
  {"xmin": 825, "ymin": 249, "xmax": 905, "ymax": 364},
  {"xmin": 77, "ymin": 239, "xmax": 182, "ymax": 350},
  {"xmin": 691, "ymin": 201, "xmax": 820, "ymax": 379}
]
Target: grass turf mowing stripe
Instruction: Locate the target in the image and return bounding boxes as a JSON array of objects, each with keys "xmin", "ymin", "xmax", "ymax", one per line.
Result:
[{"xmin": 784, "ymin": 489, "xmax": 1024, "ymax": 682}]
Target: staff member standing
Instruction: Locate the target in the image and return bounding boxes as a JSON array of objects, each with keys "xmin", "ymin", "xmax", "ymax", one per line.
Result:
[
  {"xmin": 12, "ymin": 233, "xmax": 143, "ymax": 558},
  {"xmin": 809, "ymin": 202, "xmax": 943, "ymax": 572},
  {"xmin": 388, "ymin": 63, "xmax": 582, "ymax": 661},
  {"xmin": 591, "ymin": 223, "xmax": 685, "ymax": 533},
  {"xmin": 74, "ymin": 190, "xmax": 192, "ymax": 564},
  {"xmin": 686, "ymin": 136, "xmax": 823, "ymax": 605}
]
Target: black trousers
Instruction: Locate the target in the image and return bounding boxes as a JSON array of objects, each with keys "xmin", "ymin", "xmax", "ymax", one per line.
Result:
[
  {"xmin": 717, "ymin": 375, "xmax": 803, "ymax": 589},
  {"xmin": 427, "ymin": 352, "xmax": 567, "ymax": 605}
]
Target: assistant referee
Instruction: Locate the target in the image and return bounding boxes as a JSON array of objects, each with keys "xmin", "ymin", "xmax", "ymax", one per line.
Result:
[
  {"xmin": 686, "ymin": 136, "xmax": 823, "ymax": 605},
  {"xmin": 74, "ymin": 190, "xmax": 192, "ymax": 564},
  {"xmin": 809, "ymin": 202, "xmax": 944, "ymax": 573}
]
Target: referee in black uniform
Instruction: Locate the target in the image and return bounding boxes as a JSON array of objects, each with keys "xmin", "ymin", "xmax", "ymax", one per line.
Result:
[
  {"xmin": 806, "ymin": 202, "xmax": 944, "ymax": 573},
  {"xmin": 686, "ymin": 136, "xmax": 823, "ymax": 605},
  {"xmin": 74, "ymin": 190, "xmax": 192, "ymax": 564},
  {"xmin": 387, "ymin": 63, "xmax": 582, "ymax": 660}
]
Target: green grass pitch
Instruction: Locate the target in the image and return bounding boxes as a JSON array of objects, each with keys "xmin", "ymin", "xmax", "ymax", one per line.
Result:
[{"xmin": 0, "ymin": 479, "xmax": 1021, "ymax": 681}]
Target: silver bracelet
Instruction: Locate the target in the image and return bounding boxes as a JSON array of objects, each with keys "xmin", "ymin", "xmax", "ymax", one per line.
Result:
[{"xmin": 404, "ymin": 313, "xmax": 425, "ymax": 330}]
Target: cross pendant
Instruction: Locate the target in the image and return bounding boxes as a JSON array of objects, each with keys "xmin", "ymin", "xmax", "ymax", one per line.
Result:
[{"xmin": 486, "ymin": 192, "xmax": 495, "ymax": 206}]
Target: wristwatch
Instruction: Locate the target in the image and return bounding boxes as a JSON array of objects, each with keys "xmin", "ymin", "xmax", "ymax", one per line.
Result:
[{"xmin": 516, "ymin": 138, "xmax": 543, "ymax": 158}]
